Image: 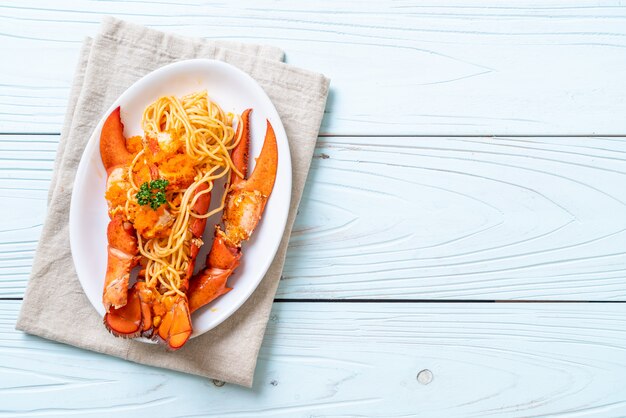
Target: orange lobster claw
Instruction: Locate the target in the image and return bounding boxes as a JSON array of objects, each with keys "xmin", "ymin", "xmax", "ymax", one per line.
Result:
[
  {"xmin": 101, "ymin": 108, "xmax": 139, "ymax": 312},
  {"xmin": 230, "ymin": 109, "xmax": 251, "ymax": 186},
  {"xmin": 100, "ymin": 107, "xmax": 133, "ymax": 171},
  {"xmin": 235, "ymin": 120, "xmax": 278, "ymax": 198},
  {"xmin": 188, "ymin": 110, "xmax": 278, "ymax": 313}
]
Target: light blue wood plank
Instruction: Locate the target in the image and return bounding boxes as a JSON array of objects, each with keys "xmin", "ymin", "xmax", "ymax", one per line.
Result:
[
  {"xmin": 2, "ymin": 1, "xmax": 626, "ymax": 134},
  {"xmin": 2, "ymin": 300, "xmax": 626, "ymax": 417},
  {"xmin": 2, "ymin": 135, "xmax": 625, "ymax": 300},
  {"xmin": 0, "ymin": 135, "xmax": 53, "ymax": 299},
  {"xmin": 284, "ymin": 136, "xmax": 626, "ymax": 300}
]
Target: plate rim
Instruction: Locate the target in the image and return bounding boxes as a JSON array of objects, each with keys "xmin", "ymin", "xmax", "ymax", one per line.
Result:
[{"xmin": 69, "ymin": 58, "xmax": 292, "ymax": 341}]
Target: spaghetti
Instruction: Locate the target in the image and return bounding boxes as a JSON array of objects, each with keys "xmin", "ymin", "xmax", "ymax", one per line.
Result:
[{"xmin": 122, "ymin": 91, "xmax": 242, "ymax": 297}]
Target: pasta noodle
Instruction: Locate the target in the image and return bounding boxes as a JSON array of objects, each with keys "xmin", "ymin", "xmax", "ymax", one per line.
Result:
[{"xmin": 123, "ymin": 91, "xmax": 242, "ymax": 297}]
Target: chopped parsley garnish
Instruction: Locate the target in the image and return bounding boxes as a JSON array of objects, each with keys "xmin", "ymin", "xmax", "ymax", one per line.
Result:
[{"xmin": 136, "ymin": 179, "xmax": 169, "ymax": 210}]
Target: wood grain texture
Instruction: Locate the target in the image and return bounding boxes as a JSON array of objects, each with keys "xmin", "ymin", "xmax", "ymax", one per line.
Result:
[
  {"xmin": 2, "ymin": 300, "xmax": 626, "ymax": 417},
  {"xmin": 284, "ymin": 136, "xmax": 626, "ymax": 300},
  {"xmin": 2, "ymin": 1, "xmax": 626, "ymax": 134},
  {"xmin": 0, "ymin": 135, "xmax": 55, "ymax": 298},
  {"xmin": 2, "ymin": 134, "xmax": 625, "ymax": 300}
]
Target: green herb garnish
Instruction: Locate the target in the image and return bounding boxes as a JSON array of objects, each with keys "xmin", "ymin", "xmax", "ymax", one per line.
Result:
[{"xmin": 136, "ymin": 179, "xmax": 169, "ymax": 210}]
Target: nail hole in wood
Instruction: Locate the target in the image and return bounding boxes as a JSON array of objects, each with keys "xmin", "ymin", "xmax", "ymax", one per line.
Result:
[{"xmin": 417, "ymin": 369, "xmax": 433, "ymax": 385}]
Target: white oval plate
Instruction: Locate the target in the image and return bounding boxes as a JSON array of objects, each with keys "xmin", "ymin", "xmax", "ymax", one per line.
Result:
[{"xmin": 69, "ymin": 59, "xmax": 291, "ymax": 340}]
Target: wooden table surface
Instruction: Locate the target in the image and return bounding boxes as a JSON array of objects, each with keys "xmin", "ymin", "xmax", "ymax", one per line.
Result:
[{"xmin": 2, "ymin": 2, "xmax": 626, "ymax": 417}]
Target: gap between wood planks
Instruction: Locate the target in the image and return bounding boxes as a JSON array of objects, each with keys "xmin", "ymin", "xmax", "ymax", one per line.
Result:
[
  {"xmin": 320, "ymin": 134, "xmax": 626, "ymax": 138},
  {"xmin": 1, "ymin": 297, "xmax": 625, "ymax": 303},
  {"xmin": 5, "ymin": 132, "xmax": 626, "ymax": 138}
]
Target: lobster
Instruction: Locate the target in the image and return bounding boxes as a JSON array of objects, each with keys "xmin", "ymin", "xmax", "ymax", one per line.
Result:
[{"xmin": 99, "ymin": 107, "xmax": 277, "ymax": 350}]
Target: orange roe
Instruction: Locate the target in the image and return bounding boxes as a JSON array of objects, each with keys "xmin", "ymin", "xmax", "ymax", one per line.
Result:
[
  {"xmin": 105, "ymin": 182, "xmax": 128, "ymax": 209},
  {"xmin": 159, "ymin": 154, "xmax": 196, "ymax": 189},
  {"xmin": 126, "ymin": 135, "xmax": 143, "ymax": 154},
  {"xmin": 131, "ymin": 205, "xmax": 173, "ymax": 239},
  {"xmin": 131, "ymin": 159, "xmax": 152, "ymax": 186}
]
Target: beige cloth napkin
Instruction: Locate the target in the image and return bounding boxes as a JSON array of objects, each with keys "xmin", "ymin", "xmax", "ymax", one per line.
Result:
[{"xmin": 16, "ymin": 17, "xmax": 329, "ymax": 388}]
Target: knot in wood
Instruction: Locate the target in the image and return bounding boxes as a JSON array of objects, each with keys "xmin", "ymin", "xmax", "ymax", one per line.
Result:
[{"xmin": 417, "ymin": 369, "xmax": 433, "ymax": 385}]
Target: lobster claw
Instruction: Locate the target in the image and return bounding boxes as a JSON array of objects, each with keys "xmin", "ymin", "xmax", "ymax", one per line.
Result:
[
  {"xmin": 100, "ymin": 107, "xmax": 133, "ymax": 172},
  {"xmin": 101, "ymin": 107, "xmax": 139, "ymax": 312},
  {"xmin": 188, "ymin": 110, "xmax": 278, "ymax": 313},
  {"xmin": 234, "ymin": 119, "xmax": 278, "ymax": 198}
]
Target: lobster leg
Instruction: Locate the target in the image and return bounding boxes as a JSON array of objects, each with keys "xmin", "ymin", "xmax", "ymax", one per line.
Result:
[
  {"xmin": 101, "ymin": 107, "xmax": 138, "ymax": 311},
  {"xmin": 102, "ymin": 214, "xmax": 139, "ymax": 311},
  {"xmin": 188, "ymin": 110, "xmax": 278, "ymax": 313},
  {"xmin": 105, "ymin": 184, "xmax": 209, "ymax": 349},
  {"xmin": 188, "ymin": 236, "xmax": 236, "ymax": 313},
  {"xmin": 101, "ymin": 106, "xmax": 210, "ymax": 349}
]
